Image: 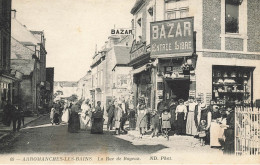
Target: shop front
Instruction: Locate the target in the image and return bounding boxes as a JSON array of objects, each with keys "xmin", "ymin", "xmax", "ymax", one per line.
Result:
[
  {"xmin": 129, "ymin": 40, "xmax": 155, "ymax": 110},
  {"xmin": 150, "ymin": 17, "xmax": 196, "ymax": 109}
]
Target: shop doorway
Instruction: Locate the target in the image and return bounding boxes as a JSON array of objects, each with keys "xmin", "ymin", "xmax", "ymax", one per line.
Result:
[{"xmin": 166, "ymin": 79, "xmax": 190, "ymax": 101}]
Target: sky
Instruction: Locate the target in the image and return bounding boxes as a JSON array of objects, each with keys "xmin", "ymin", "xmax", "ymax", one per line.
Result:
[{"xmin": 12, "ymin": 0, "xmax": 136, "ymax": 81}]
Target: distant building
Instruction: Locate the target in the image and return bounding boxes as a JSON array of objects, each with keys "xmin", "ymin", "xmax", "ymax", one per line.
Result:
[
  {"xmin": 76, "ymin": 70, "xmax": 92, "ymax": 101},
  {"xmin": 54, "ymin": 81, "xmax": 78, "ymax": 100},
  {"xmin": 90, "ymin": 35, "xmax": 133, "ymax": 109}
]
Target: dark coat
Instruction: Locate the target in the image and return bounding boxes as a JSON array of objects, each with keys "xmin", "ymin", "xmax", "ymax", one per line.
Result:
[{"xmin": 106, "ymin": 105, "xmax": 115, "ymax": 118}]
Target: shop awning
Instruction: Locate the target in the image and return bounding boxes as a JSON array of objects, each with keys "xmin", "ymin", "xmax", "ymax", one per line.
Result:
[{"xmin": 131, "ymin": 64, "xmax": 151, "ymax": 75}]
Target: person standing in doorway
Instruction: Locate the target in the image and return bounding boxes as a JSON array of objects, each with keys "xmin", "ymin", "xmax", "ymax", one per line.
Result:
[
  {"xmin": 175, "ymin": 99, "xmax": 187, "ymax": 135},
  {"xmin": 168, "ymin": 95, "xmax": 178, "ymax": 133}
]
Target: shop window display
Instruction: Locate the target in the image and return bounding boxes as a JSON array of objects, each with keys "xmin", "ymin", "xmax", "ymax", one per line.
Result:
[{"xmin": 212, "ymin": 66, "xmax": 254, "ymax": 107}]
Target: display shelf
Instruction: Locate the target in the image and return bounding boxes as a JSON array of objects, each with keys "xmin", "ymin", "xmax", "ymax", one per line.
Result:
[
  {"xmin": 218, "ymin": 92, "xmax": 249, "ymax": 94},
  {"xmin": 213, "ymin": 83, "xmax": 243, "ymax": 86},
  {"xmin": 212, "ymin": 66, "xmax": 253, "ymax": 106},
  {"xmin": 213, "ymin": 76, "xmax": 249, "ymax": 79}
]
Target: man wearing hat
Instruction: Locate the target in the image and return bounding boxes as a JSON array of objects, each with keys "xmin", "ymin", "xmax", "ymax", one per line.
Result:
[
  {"xmin": 221, "ymin": 103, "xmax": 235, "ymax": 154},
  {"xmin": 106, "ymin": 100, "xmax": 115, "ymax": 131},
  {"xmin": 168, "ymin": 95, "xmax": 178, "ymax": 132}
]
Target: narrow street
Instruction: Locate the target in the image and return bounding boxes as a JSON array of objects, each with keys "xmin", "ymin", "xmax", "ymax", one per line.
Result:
[
  {"xmin": 0, "ymin": 115, "xmax": 255, "ymax": 164},
  {"xmin": 0, "ymin": 115, "xmax": 168, "ymax": 155},
  {"xmin": 0, "ymin": 115, "xmax": 222, "ymax": 155}
]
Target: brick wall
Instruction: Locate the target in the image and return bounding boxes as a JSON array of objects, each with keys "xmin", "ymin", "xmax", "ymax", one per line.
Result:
[
  {"xmin": 248, "ymin": 0, "xmax": 260, "ymax": 52},
  {"xmin": 202, "ymin": 0, "xmax": 221, "ymax": 50},
  {"xmin": 225, "ymin": 38, "xmax": 243, "ymax": 51}
]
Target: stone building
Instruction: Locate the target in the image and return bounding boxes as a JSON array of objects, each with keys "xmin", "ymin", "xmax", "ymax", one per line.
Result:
[
  {"xmin": 76, "ymin": 70, "xmax": 92, "ymax": 101},
  {"xmin": 10, "ymin": 11, "xmax": 48, "ymax": 114},
  {"xmin": 90, "ymin": 35, "xmax": 133, "ymax": 109}
]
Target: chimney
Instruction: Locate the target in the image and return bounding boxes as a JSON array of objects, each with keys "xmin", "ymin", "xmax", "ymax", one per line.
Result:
[{"xmin": 11, "ymin": 9, "xmax": 17, "ymax": 19}]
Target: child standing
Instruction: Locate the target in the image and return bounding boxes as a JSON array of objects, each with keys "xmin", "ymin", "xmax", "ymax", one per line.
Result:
[
  {"xmin": 197, "ymin": 104, "xmax": 209, "ymax": 146},
  {"xmin": 161, "ymin": 108, "xmax": 171, "ymax": 140}
]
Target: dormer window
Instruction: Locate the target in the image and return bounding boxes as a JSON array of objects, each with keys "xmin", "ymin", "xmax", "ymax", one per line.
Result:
[
  {"xmin": 180, "ymin": 7, "xmax": 189, "ymax": 18},
  {"xmin": 148, "ymin": 7, "xmax": 153, "ymax": 16},
  {"xmin": 137, "ymin": 18, "xmax": 142, "ymax": 27}
]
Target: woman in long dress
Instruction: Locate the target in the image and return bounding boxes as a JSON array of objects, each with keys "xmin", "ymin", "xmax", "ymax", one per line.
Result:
[
  {"xmin": 209, "ymin": 105, "xmax": 224, "ymax": 147},
  {"xmin": 114, "ymin": 100, "xmax": 123, "ymax": 135},
  {"xmin": 50, "ymin": 106, "xmax": 55, "ymax": 125},
  {"xmin": 137, "ymin": 102, "xmax": 147, "ymax": 139},
  {"xmin": 186, "ymin": 97, "xmax": 198, "ymax": 136},
  {"xmin": 68, "ymin": 103, "xmax": 80, "ymax": 133},
  {"xmin": 62, "ymin": 103, "xmax": 69, "ymax": 123},
  {"xmin": 175, "ymin": 99, "xmax": 187, "ymax": 135}
]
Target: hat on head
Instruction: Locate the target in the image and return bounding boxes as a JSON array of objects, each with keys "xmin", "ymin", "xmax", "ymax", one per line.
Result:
[
  {"xmin": 200, "ymin": 103, "xmax": 206, "ymax": 109},
  {"xmin": 189, "ymin": 96, "xmax": 195, "ymax": 100},
  {"xmin": 171, "ymin": 95, "xmax": 177, "ymax": 99}
]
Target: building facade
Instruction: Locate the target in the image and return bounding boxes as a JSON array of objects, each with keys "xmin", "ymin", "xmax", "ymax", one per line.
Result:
[
  {"xmin": 76, "ymin": 70, "xmax": 92, "ymax": 101},
  {"xmin": 129, "ymin": 0, "xmax": 260, "ymax": 110},
  {"xmin": 0, "ymin": 0, "xmax": 15, "ymax": 110},
  {"xmin": 90, "ymin": 35, "xmax": 133, "ymax": 110},
  {"xmin": 10, "ymin": 11, "xmax": 48, "ymax": 114}
]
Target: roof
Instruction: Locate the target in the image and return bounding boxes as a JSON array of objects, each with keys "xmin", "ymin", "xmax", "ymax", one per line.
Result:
[
  {"xmin": 114, "ymin": 46, "xmax": 131, "ymax": 65},
  {"xmin": 10, "ymin": 59, "xmax": 35, "ymax": 76},
  {"xmin": 54, "ymin": 81, "xmax": 78, "ymax": 87},
  {"xmin": 130, "ymin": 0, "xmax": 145, "ymax": 14},
  {"xmin": 11, "ymin": 18, "xmax": 40, "ymax": 46},
  {"xmin": 11, "ymin": 37, "xmax": 34, "ymax": 60}
]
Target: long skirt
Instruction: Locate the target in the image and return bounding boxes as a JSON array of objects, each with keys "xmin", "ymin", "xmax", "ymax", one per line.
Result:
[
  {"xmin": 210, "ymin": 121, "xmax": 225, "ymax": 147},
  {"xmin": 68, "ymin": 112, "xmax": 80, "ymax": 133},
  {"xmin": 186, "ymin": 112, "xmax": 198, "ymax": 136},
  {"xmin": 224, "ymin": 128, "xmax": 234, "ymax": 154},
  {"xmin": 176, "ymin": 112, "xmax": 186, "ymax": 135},
  {"xmin": 79, "ymin": 114, "xmax": 86, "ymax": 130},
  {"xmin": 137, "ymin": 113, "xmax": 147, "ymax": 129},
  {"xmin": 62, "ymin": 110, "xmax": 69, "ymax": 123}
]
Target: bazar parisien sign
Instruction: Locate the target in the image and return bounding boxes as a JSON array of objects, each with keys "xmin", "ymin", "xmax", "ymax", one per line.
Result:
[
  {"xmin": 150, "ymin": 17, "xmax": 194, "ymax": 56},
  {"xmin": 129, "ymin": 40, "xmax": 147, "ymax": 61}
]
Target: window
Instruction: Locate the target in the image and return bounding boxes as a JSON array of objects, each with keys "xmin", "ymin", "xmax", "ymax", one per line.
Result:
[
  {"xmin": 167, "ymin": 11, "xmax": 176, "ymax": 19},
  {"xmin": 225, "ymin": 0, "xmax": 239, "ymax": 33},
  {"xmin": 180, "ymin": 8, "xmax": 189, "ymax": 18}
]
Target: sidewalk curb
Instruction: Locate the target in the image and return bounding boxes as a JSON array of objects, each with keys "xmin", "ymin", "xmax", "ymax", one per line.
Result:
[{"xmin": 0, "ymin": 115, "xmax": 44, "ymax": 141}]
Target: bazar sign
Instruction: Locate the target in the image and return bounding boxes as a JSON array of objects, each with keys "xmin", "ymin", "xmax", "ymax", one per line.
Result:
[
  {"xmin": 130, "ymin": 40, "xmax": 147, "ymax": 61},
  {"xmin": 150, "ymin": 17, "xmax": 194, "ymax": 56},
  {"xmin": 111, "ymin": 28, "xmax": 133, "ymax": 35}
]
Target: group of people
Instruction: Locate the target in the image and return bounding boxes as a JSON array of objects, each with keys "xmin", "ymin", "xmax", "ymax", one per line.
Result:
[
  {"xmin": 135, "ymin": 95, "xmax": 235, "ymax": 154},
  {"xmin": 106, "ymin": 97, "xmax": 132, "ymax": 135},
  {"xmin": 49, "ymin": 99, "xmax": 104, "ymax": 133},
  {"xmin": 2, "ymin": 99, "xmax": 25, "ymax": 132}
]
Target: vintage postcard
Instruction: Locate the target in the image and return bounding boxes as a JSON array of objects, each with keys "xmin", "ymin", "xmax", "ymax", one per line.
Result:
[{"xmin": 0, "ymin": 0, "xmax": 259, "ymax": 164}]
